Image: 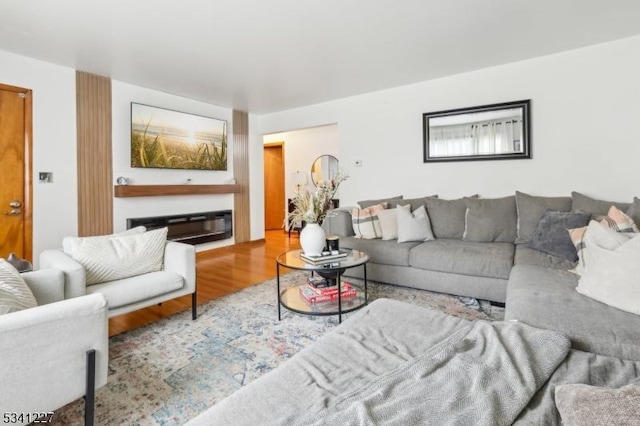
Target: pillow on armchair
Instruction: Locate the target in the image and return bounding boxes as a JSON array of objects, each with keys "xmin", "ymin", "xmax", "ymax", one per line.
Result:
[
  {"xmin": 63, "ymin": 227, "xmax": 168, "ymax": 285},
  {"xmin": 0, "ymin": 259, "xmax": 37, "ymax": 315}
]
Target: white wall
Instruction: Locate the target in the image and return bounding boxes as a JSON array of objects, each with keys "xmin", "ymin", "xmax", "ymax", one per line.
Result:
[
  {"xmin": 255, "ymin": 36, "xmax": 640, "ymax": 216},
  {"xmin": 111, "ymin": 81, "xmax": 236, "ymax": 251},
  {"xmin": 263, "ymin": 124, "xmax": 339, "ymax": 200},
  {"xmin": 0, "ymin": 50, "xmax": 77, "ymax": 263}
]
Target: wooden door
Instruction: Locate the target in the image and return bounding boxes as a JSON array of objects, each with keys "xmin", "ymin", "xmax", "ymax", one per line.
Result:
[
  {"xmin": 263, "ymin": 142, "xmax": 285, "ymax": 230},
  {"xmin": 0, "ymin": 84, "xmax": 32, "ymax": 260}
]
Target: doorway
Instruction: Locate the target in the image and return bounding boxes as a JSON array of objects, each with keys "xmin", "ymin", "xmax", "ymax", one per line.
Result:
[
  {"xmin": 263, "ymin": 142, "xmax": 285, "ymax": 230},
  {"xmin": 0, "ymin": 83, "xmax": 33, "ymax": 260}
]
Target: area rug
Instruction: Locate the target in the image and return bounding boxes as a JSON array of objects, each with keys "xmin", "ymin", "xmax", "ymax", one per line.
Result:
[{"xmin": 53, "ymin": 272, "xmax": 504, "ymax": 425}]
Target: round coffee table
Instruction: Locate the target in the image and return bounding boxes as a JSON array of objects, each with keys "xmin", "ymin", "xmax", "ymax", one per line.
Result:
[{"xmin": 276, "ymin": 248, "xmax": 369, "ymax": 323}]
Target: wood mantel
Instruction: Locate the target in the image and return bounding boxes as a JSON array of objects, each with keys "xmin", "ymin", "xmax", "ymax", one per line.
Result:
[{"xmin": 114, "ymin": 184, "xmax": 241, "ymax": 198}]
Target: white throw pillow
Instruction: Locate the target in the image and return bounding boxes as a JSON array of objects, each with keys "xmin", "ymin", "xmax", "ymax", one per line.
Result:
[
  {"xmin": 377, "ymin": 205, "xmax": 411, "ymax": 241},
  {"xmin": 0, "ymin": 258, "xmax": 37, "ymax": 315},
  {"xmin": 63, "ymin": 227, "xmax": 168, "ymax": 285},
  {"xmin": 397, "ymin": 205, "xmax": 435, "ymax": 243},
  {"xmin": 576, "ymin": 221, "xmax": 640, "ymax": 315}
]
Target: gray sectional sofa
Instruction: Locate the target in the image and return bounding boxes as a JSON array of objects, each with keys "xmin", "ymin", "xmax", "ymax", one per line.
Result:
[
  {"xmin": 187, "ymin": 191, "xmax": 640, "ymax": 424},
  {"xmin": 322, "ymin": 190, "xmax": 640, "ymax": 362}
]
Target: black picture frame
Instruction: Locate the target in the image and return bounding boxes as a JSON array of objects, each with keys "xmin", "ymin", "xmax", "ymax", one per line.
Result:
[{"xmin": 423, "ymin": 100, "xmax": 531, "ymax": 163}]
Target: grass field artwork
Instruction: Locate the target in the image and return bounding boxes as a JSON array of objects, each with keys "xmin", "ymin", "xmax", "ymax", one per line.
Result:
[{"xmin": 131, "ymin": 103, "xmax": 227, "ymax": 170}]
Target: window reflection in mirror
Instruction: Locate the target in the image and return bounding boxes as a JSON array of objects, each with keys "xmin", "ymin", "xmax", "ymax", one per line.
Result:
[
  {"xmin": 311, "ymin": 155, "xmax": 339, "ymax": 186},
  {"xmin": 423, "ymin": 100, "xmax": 530, "ymax": 162}
]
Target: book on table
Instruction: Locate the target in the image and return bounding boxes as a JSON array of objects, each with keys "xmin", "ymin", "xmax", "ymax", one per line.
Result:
[
  {"xmin": 307, "ymin": 275, "xmax": 330, "ymax": 288},
  {"xmin": 299, "ymin": 283, "xmax": 357, "ymax": 303},
  {"xmin": 306, "ymin": 281, "xmax": 353, "ymax": 295},
  {"xmin": 300, "ymin": 249, "xmax": 348, "ymax": 264}
]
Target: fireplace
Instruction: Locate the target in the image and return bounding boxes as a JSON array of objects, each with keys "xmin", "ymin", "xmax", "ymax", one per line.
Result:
[{"xmin": 127, "ymin": 210, "xmax": 232, "ymax": 245}]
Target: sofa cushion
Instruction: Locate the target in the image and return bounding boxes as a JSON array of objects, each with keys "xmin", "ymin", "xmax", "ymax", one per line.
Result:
[
  {"xmin": 86, "ymin": 270, "xmax": 184, "ymax": 309},
  {"xmin": 528, "ymin": 211, "xmax": 590, "ymax": 262},
  {"xmin": 463, "ymin": 196, "xmax": 517, "ymax": 243},
  {"xmin": 351, "ymin": 204, "xmax": 385, "ymax": 239},
  {"xmin": 0, "ymin": 259, "xmax": 37, "ymax": 315},
  {"xmin": 571, "ymin": 191, "xmax": 631, "ymax": 216},
  {"xmin": 357, "ymin": 195, "xmax": 402, "ymax": 209},
  {"xmin": 515, "ymin": 191, "xmax": 572, "ymax": 244},
  {"xmin": 409, "ymin": 239, "xmax": 514, "ymax": 279},
  {"xmin": 340, "ymin": 237, "xmax": 420, "ymax": 267},
  {"xmin": 387, "ymin": 195, "xmax": 437, "ymax": 211},
  {"xmin": 425, "ymin": 196, "xmax": 475, "ymax": 240},
  {"xmin": 514, "ymin": 245, "xmax": 576, "ymax": 270},
  {"xmin": 63, "ymin": 227, "xmax": 168, "ymax": 285},
  {"xmin": 397, "ymin": 205, "xmax": 435, "ymax": 243},
  {"xmin": 505, "ymin": 264, "xmax": 640, "ymax": 361},
  {"xmin": 555, "ymin": 383, "xmax": 640, "ymax": 426}
]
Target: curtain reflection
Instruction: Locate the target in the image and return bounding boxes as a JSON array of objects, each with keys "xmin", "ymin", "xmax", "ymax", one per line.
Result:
[{"xmin": 430, "ymin": 118, "xmax": 523, "ymax": 157}]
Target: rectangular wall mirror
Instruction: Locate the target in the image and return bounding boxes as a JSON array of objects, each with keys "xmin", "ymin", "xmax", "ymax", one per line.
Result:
[{"xmin": 423, "ymin": 100, "xmax": 530, "ymax": 162}]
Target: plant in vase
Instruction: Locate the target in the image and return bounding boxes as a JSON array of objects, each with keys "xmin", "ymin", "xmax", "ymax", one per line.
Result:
[{"xmin": 287, "ymin": 171, "xmax": 348, "ymax": 256}]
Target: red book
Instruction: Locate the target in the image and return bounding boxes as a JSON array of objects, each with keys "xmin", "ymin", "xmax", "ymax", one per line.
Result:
[
  {"xmin": 306, "ymin": 281, "xmax": 352, "ymax": 296},
  {"xmin": 299, "ymin": 286, "xmax": 357, "ymax": 303}
]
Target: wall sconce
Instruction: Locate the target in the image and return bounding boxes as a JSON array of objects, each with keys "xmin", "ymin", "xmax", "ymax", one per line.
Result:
[{"xmin": 291, "ymin": 171, "xmax": 308, "ymax": 192}]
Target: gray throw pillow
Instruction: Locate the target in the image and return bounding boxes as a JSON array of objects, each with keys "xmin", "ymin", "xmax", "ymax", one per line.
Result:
[
  {"xmin": 463, "ymin": 196, "xmax": 517, "ymax": 243},
  {"xmin": 571, "ymin": 191, "xmax": 631, "ymax": 217},
  {"xmin": 627, "ymin": 197, "xmax": 640, "ymax": 228},
  {"xmin": 388, "ymin": 195, "xmax": 438, "ymax": 211},
  {"xmin": 555, "ymin": 383, "xmax": 640, "ymax": 426},
  {"xmin": 515, "ymin": 191, "xmax": 572, "ymax": 244},
  {"xmin": 529, "ymin": 211, "xmax": 590, "ymax": 262},
  {"xmin": 358, "ymin": 195, "xmax": 403, "ymax": 209},
  {"xmin": 425, "ymin": 196, "xmax": 476, "ymax": 239}
]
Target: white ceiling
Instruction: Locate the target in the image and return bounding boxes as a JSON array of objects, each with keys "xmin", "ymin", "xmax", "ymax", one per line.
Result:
[{"xmin": 1, "ymin": 0, "xmax": 640, "ymax": 114}]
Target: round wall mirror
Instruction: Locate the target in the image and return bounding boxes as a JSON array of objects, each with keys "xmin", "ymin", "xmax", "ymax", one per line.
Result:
[{"xmin": 310, "ymin": 155, "xmax": 339, "ymax": 187}]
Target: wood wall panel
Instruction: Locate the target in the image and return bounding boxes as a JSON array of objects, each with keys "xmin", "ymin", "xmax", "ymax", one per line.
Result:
[
  {"xmin": 232, "ymin": 110, "xmax": 251, "ymax": 243},
  {"xmin": 76, "ymin": 71, "xmax": 113, "ymax": 236}
]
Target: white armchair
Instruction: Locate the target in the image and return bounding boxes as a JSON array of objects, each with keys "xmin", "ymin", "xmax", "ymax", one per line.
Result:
[
  {"xmin": 0, "ymin": 269, "xmax": 108, "ymax": 425},
  {"xmin": 40, "ymin": 241, "xmax": 198, "ymax": 319}
]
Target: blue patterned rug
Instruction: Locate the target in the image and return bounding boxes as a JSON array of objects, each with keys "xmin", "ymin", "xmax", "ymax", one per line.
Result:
[{"xmin": 53, "ymin": 272, "xmax": 504, "ymax": 425}]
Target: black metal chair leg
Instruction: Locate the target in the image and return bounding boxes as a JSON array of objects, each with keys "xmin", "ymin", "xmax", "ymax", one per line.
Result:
[
  {"xmin": 85, "ymin": 349, "xmax": 96, "ymax": 426},
  {"xmin": 192, "ymin": 291, "xmax": 198, "ymax": 320}
]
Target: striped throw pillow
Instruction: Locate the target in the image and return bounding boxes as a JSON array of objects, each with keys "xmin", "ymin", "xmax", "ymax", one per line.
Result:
[
  {"xmin": 352, "ymin": 203, "xmax": 386, "ymax": 239},
  {"xmin": 0, "ymin": 258, "xmax": 37, "ymax": 315},
  {"xmin": 569, "ymin": 205, "xmax": 639, "ymax": 274}
]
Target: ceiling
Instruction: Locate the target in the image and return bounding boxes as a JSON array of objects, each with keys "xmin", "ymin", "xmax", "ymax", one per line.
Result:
[{"xmin": 1, "ymin": 1, "xmax": 640, "ymax": 114}]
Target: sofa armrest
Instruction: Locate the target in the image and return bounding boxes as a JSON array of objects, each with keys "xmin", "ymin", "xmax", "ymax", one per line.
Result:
[
  {"xmin": 0, "ymin": 293, "xmax": 108, "ymax": 414},
  {"xmin": 164, "ymin": 241, "xmax": 196, "ymax": 293},
  {"xmin": 322, "ymin": 208, "xmax": 355, "ymax": 237},
  {"xmin": 21, "ymin": 269, "xmax": 65, "ymax": 306},
  {"xmin": 40, "ymin": 249, "xmax": 87, "ymax": 299}
]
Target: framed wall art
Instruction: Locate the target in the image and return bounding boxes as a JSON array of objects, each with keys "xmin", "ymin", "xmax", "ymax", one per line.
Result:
[{"xmin": 131, "ymin": 103, "xmax": 228, "ymax": 170}]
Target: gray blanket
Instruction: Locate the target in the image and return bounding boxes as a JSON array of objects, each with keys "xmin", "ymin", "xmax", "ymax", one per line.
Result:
[
  {"xmin": 190, "ymin": 299, "xmax": 636, "ymax": 425},
  {"xmin": 295, "ymin": 320, "xmax": 570, "ymax": 426}
]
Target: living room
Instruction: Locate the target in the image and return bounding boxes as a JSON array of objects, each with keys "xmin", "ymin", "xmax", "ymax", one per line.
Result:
[{"xmin": 2, "ymin": 1, "xmax": 640, "ymax": 424}]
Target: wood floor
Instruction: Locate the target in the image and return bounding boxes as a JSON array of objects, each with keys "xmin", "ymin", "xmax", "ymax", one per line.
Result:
[{"xmin": 108, "ymin": 230, "xmax": 301, "ymax": 336}]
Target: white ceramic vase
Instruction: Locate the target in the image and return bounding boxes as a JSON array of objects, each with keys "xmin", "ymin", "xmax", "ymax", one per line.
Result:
[{"xmin": 300, "ymin": 223, "xmax": 326, "ymax": 256}]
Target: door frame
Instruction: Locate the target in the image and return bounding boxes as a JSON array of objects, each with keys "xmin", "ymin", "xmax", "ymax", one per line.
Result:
[
  {"xmin": 1, "ymin": 83, "xmax": 33, "ymax": 260},
  {"xmin": 263, "ymin": 141, "xmax": 286, "ymax": 231}
]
